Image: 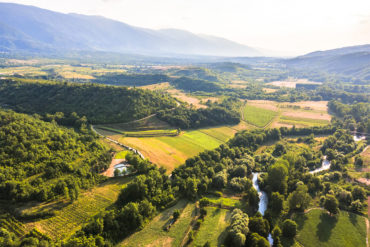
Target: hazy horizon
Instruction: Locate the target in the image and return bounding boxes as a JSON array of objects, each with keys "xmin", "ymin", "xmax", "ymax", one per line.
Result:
[{"xmin": 1, "ymin": 0, "xmax": 370, "ymax": 56}]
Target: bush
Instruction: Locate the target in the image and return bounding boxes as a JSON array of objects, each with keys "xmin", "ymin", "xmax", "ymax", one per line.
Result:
[
  {"xmin": 199, "ymin": 198, "xmax": 211, "ymax": 207},
  {"xmin": 173, "ymin": 209, "xmax": 180, "ymax": 221},
  {"xmin": 282, "ymin": 219, "xmax": 297, "ymax": 239}
]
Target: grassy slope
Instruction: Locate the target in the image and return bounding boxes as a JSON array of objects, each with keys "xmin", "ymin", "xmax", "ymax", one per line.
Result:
[
  {"xmin": 242, "ymin": 104, "xmax": 277, "ymax": 127},
  {"xmin": 24, "ymin": 177, "xmax": 131, "ymax": 240},
  {"xmin": 293, "ymin": 209, "xmax": 367, "ymax": 247},
  {"xmin": 119, "ymin": 200, "xmax": 195, "ymax": 247},
  {"xmin": 191, "ymin": 207, "xmax": 231, "ymax": 247}
]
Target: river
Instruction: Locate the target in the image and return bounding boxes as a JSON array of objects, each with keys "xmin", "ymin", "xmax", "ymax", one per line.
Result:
[
  {"xmin": 252, "ymin": 173, "xmax": 274, "ymax": 245},
  {"xmin": 309, "ymin": 156, "xmax": 331, "ymax": 174}
]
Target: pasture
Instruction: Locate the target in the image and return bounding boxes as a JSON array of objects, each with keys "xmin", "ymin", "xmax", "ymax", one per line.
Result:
[
  {"xmin": 191, "ymin": 207, "xmax": 231, "ymax": 247},
  {"xmin": 293, "ymin": 209, "xmax": 367, "ymax": 247},
  {"xmin": 119, "ymin": 200, "xmax": 195, "ymax": 247},
  {"xmin": 23, "ymin": 177, "xmax": 131, "ymax": 240}
]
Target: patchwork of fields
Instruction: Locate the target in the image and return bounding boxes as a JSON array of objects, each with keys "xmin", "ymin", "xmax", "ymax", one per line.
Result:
[
  {"xmin": 243, "ymin": 100, "xmax": 331, "ymax": 128},
  {"xmin": 116, "ymin": 125, "xmax": 241, "ymax": 172}
]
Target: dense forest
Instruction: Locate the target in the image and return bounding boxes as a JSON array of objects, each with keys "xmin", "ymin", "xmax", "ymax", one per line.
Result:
[
  {"xmin": 93, "ymin": 73, "xmax": 171, "ymax": 87},
  {"xmin": 328, "ymin": 100, "xmax": 370, "ymax": 134},
  {"xmin": 0, "ymin": 79, "xmax": 177, "ymax": 124},
  {"xmin": 157, "ymin": 98, "xmax": 241, "ymax": 129},
  {"xmin": 0, "ymin": 109, "xmax": 111, "ymax": 203}
]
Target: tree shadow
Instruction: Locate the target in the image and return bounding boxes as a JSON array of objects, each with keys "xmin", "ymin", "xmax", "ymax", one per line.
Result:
[
  {"xmin": 349, "ymin": 212, "xmax": 358, "ymax": 226},
  {"xmin": 293, "ymin": 213, "xmax": 308, "ymax": 231},
  {"xmin": 212, "ymin": 208, "xmax": 221, "ymax": 216},
  {"xmin": 316, "ymin": 212, "xmax": 338, "ymax": 242}
]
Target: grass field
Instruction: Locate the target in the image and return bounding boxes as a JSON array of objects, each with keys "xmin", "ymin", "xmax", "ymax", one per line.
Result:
[
  {"xmin": 117, "ymin": 126, "xmax": 240, "ymax": 172},
  {"xmin": 119, "ymin": 200, "xmax": 195, "ymax": 247},
  {"xmin": 204, "ymin": 195, "xmax": 241, "ymax": 208},
  {"xmin": 242, "ymin": 104, "xmax": 278, "ymax": 127},
  {"xmin": 293, "ymin": 209, "xmax": 367, "ymax": 247},
  {"xmin": 191, "ymin": 207, "xmax": 231, "ymax": 247},
  {"xmin": 24, "ymin": 177, "xmax": 131, "ymax": 240}
]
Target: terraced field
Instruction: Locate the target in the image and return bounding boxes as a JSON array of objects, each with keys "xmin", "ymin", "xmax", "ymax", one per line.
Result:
[{"xmin": 24, "ymin": 177, "xmax": 131, "ymax": 240}]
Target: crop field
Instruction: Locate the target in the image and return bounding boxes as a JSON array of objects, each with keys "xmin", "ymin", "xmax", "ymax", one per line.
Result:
[
  {"xmin": 242, "ymin": 104, "xmax": 278, "ymax": 127},
  {"xmin": 96, "ymin": 126, "xmax": 179, "ymax": 137},
  {"xmin": 23, "ymin": 177, "xmax": 131, "ymax": 240},
  {"xmin": 191, "ymin": 207, "xmax": 231, "ymax": 247},
  {"xmin": 119, "ymin": 200, "xmax": 195, "ymax": 247},
  {"xmin": 244, "ymin": 100, "xmax": 331, "ymax": 128},
  {"xmin": 96, "ymin": 115, "xmax": 171, "ymax": 131},
  {"xmin": 293, "ymin": 209, "xmax": 367, "ymax": 247},
  {"xmin": 117, "ymin": 125, "xmax": 240, "ymax": 172},
  {"xmin": 278, "ymin": 115, "xmax": 330, "ymax": 127}
]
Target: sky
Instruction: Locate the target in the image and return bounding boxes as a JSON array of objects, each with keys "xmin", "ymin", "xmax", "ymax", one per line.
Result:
[{"xmin": 1, "ymin": 0, "xmax": 370, "ymax": 55}]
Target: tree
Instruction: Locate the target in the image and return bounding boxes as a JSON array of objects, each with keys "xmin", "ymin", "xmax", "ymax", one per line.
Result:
[
  {"xmin": 324, "ymin": 195, "xmax": 339, "ymax": 216},
  {"xmin": 173, "ymin": 209, "xmax": 180, "ymax": 221},
  {"xmin": 249, "ymin": 216, "xmax": 270, "ymax": 238},
  {"xmin": 350, "ymin": 200, "xmax": 363, "ymax": 213},
  {"xmin": 267, "ymin": 161, "xmax": 288, "ymax": 195},
  {"xmin": 247, "ymin": 233, "xmax": 270, "ymax": 247},
  {"xmin": 282, "ymin": 219, "xmax": 297, "ymax": 239},
  {"xmin": 352, "ymin": 186, "xmax": 366, "ymax": 201},
  {"xmin": 354, "ymin": 156, "xmax": 363, "ymax": 167},
  {"xmin": 288, "ymin": 185, "xmax": 311, "ymax": 212},
  {"xmin": 269, "ymin": 192, "xmax": 284, "ymax": 215}
]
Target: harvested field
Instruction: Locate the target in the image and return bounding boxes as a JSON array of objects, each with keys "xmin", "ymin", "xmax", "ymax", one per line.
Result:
[
  {"xmin": 266, "ymin": 79, "xmax": 322, "ymax": 88},
  {"xmin": 167, "ymin": 88, "xmax": 208, "ymax": 109}
]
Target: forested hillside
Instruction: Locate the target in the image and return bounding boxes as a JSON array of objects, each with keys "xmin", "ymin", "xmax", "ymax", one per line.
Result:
[
  {"xmin": 0, "ymin": 109, "xmax": 111, "ymax": 202},
  {"xmin": 0, "ymin": 79, "xmax": 177, "ymax": 124}
]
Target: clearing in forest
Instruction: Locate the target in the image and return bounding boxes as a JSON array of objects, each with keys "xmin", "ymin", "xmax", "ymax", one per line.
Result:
[
  {"xmin": 191, "ymin": 207, "xmax": 231, "ymax": 247},
  {"xmin": 119, "ymin": 200, "xmax": 195, "ymax": 247}
]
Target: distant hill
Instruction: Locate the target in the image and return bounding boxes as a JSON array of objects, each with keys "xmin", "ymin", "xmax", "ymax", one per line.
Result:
[
  {"xmin": 285, "ymin": 45, "xmax": 370, "ymax": 81},
  {"xmin": 0, "ymin": 3, "xmax": 261, "ymax": 57}
]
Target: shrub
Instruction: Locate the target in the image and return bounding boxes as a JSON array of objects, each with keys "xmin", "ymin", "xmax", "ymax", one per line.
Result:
[{"xmin": 282, "ymin": 219, "xmax": 297, "ymax": 239}]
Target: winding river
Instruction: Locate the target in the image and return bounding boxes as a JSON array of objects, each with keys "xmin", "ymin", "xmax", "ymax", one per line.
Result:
[
  {"xmin": 252, "ymin": 173, "xmax": 273, "ymax": 245},
  {"xmin": 309, "ymin": 156, "xmax": 331, "ymax": 174}
]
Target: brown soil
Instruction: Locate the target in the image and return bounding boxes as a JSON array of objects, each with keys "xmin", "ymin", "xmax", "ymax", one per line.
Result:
[{"xmin": 102, "ymin": 159, "xmax": 125, "ymax": 177}]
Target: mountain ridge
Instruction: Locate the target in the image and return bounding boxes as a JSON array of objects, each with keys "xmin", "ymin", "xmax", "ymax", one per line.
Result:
[{"xmin": 0, "ymin": 2, "xmax": 261, "ymax": 57}]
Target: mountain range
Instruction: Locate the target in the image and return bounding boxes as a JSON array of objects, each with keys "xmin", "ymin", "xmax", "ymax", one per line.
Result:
[
  {"xmin": 0, "ymin": 2, "xmax": 261, "ymax": 57},
  {"xmin": 285, "ymin": 44, "xmax": 370, "ymax": 81}
]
